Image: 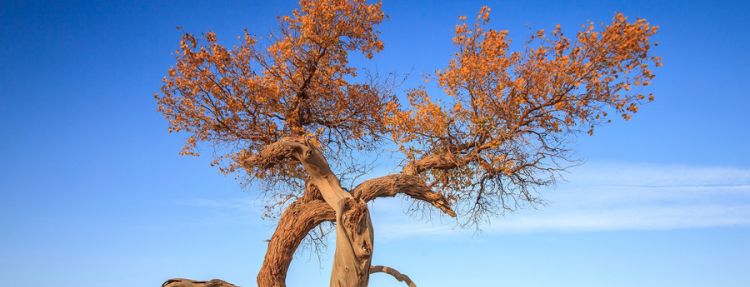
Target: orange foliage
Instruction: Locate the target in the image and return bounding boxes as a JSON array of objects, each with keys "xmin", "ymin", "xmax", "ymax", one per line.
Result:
[
  {"xmin": 156, "ymin": 2, "xmax": 660, "ymax": 222},
  {"xmin": 385, "ymin": 8, "xmax": 659, "ymax": 220},
  {"xmin": 157, "ymin": 0, "xmax": 388, "ymax": 181}
]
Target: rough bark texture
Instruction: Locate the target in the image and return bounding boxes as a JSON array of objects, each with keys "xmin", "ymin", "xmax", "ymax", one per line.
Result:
[
  {"xmin": 402, "ymin": 154, "xmax": 461, "ymax": 176},
  {"xmin": 255, "ymin": 174, "xmax": 456, "ymax": 286},
  {"xmin": 329, "ymin": 196, "xmax": 373, "ymax": 287},
  {"xmin": 252, "ymin": 137, "xmax": 375, "ymax": 287},
  {"xmin": 168, "ymin": 139, "xmax": 457, "ymax": 287},
  {"xmin": 352, "ymin": 174, "xmax": 456, "ymax": 217},
  {"xmin": 370, "ymin": 265, "xmax": 417, "ymax": 287},
  {"xmin": 257, "ymin": 199, "xmax": 335, "ymax": 286}
]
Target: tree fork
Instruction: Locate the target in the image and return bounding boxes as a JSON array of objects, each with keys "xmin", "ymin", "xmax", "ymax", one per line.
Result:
[
  {"xmin": 250, "ymin": 137, "xmax": 375, "ymax": 287},
  {"xmin": 256, "ymin": 173, "xmax": 456, "ymax": 286},
  {"xmin": 169, "ymin": 139, "xmax": 456, "ymax": 287}
]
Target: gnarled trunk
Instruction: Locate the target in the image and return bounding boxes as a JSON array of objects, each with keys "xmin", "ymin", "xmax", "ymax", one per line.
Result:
[
  {"xmin": 167, "ymin": 138, "xmax": 456, "ymax": 287},
  {"xmin": 254, "ymin": 172, "xmax": 456, "ymax": 287},
  {"xmin": 253, "ymin": 137, "xmax": 374, "ymax": 287},
  {"xmin": 297, "ymin": 141, "xmax": 374, "ymax": 287},
  {"xmin": 329, "ymin": 196, "xmax": 373, "ymax": 287}
]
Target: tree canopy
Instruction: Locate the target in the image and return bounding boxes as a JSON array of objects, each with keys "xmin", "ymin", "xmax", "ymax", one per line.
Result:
[
  {"xmin": 156, "ymin": 1, "xmax": 659, "ymax": 286},
  {"xmin": 157, "ymin": 2, "xmax": 659, "ymax": 223}
]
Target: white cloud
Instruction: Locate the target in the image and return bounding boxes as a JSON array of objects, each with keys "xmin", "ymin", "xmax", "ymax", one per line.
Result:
[
  {"xmin": 369, "ymin": 162, "xmax": 750, "ymax": 239},
  {"xmin": 175, "ymin": 163, "xmax": 750, "ymax": 238},
  {"xmin": 178, "ymin": 196, "xmax": 259, "ymax": 212}
]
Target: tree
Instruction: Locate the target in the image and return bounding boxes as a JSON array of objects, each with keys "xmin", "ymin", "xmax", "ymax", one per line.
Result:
[{"xmin": 155, "ymin": 1, "xmax": 660, "ymax": 286}]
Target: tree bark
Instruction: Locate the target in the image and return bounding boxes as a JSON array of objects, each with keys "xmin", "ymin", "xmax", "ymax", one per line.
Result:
[
  {"xmin": 352, "ymin": 174, "xmax": 455, "ymax": 217},
  {"xmin": 251, "ymin": 137, "xmax": 374, "ymax": 287},
  {"xmin": 257, "ymin": 199, "xmax": 334, "ymax": 286},
  {"xmin": 255, "ymin": 174, "xmax": 455, "ymax": 286},
  {"xmin": 296, "ymin": 142, "xmax": 374, "ymax": 287},
  {"xmin": 172, "ymin": 138, "xmax": 456, "ymax": 287}
]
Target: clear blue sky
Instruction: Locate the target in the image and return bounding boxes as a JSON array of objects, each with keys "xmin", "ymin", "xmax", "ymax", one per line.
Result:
[{"xmin": 1, "ymin": 1, "xmax": 749, "ymax": 286}]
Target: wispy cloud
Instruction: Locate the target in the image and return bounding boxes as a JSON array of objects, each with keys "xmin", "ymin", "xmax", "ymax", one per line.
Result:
[
  {"xmin": 173, "ymin": 195, "xmax": 269, "ymax": 227},
  {"xmin": 371, "ymin": 163, "xmax": 750, "ymax": 239},
  {"xmin": 178, "ymin": 197, "xmax": 259, "ymax": 212},
  {"xmin": 173, "ymin": 163, "xmax": 750, "ymax": 238}
]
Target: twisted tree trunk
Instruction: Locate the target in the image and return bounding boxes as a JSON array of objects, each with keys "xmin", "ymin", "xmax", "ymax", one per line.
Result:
[
  {"xmin": 164, "ymin": 137, "xmax": 456, "ymax": 287},
  {"xmin": 251, "ymin": 137, "xmax": 374, "ymax": 287},
  {"xmin": 300, "ymin": 150, "xmax": 374, "ymax": 287}
]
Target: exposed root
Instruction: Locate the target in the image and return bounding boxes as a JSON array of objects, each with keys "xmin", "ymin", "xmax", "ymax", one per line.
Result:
[
  {"xmin": 162, "ymin": 278, "xmax": 237, "ymax": 287},
  {"xmin": 370, "ymin": 265, "xmax": 417, "ymax": 287}
]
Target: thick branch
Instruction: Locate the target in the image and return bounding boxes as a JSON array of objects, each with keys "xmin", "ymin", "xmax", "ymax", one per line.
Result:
[
  {"xmin": 247, "ymin": 136, "xmax": 348, "ymax": 207},
  {"xmin": 370, "ymin": 265, "xmax": 417, "ymax": 287},
  {"xmin": 257, "ymin": 199, "xmax": 335, "ymax": 287},
  {"xmin": 352, "ymin": 174, "xmax": 456, "ymax": 217},
  {"xmin": 403, "ymin": 153, "xmax": 461, "ymax": 176},
  {"xmin": 243, "ymin": 137, "xmax": 308, "ymax": 169}
]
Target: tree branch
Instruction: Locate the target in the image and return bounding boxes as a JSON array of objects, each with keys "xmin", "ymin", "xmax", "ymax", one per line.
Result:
[
  {"xmin": 352, "ymin": 174, "xmax": 456, "ymax": 217},
  {"xmin": 257, "ymin": 198, "xmax": 335, "ymax": 287},
  {"xmin": 242, "ymin": 137, "xmax": 308, "ymax": 170},
  {"xmin": 403, "ymin": 153, "xmax": 461, "ymax": 176}
]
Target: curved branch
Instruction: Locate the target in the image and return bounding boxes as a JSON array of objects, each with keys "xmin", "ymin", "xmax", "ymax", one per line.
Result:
[
  {"xmin": 370, "ymin": 265, "xmax": 417, "ymax": 287},
  {"xmin": 243, "ymin": 137, "xmax": 308, "ymax": 169},
  {"xmin": 257, "ymin": 199, "xmax": 335, "ymax": 287},
  {"xmin": 352, "ymin": 174, "xmax": 456, "ymax": 217}
]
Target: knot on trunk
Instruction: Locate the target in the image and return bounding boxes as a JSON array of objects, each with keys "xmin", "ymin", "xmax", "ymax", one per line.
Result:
[{"xmin": 339, "ymin": 197, "xmax": 373, "ymax": 262}]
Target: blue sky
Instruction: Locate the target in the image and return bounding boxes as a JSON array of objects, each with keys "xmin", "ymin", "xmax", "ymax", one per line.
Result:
[{"xmin": 1, "ymin": 0, "xmax": 749, "ymax": 286}]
